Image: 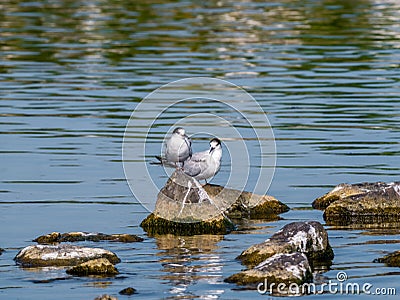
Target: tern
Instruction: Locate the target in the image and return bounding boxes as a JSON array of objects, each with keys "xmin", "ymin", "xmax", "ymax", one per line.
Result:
[
  {"xmin": 183, "ymin": 138, "xmax": 222, "ymax": 183},
  {"xmin": 163, "ymin": 127, "xmax": 192, "ymax": 167}
]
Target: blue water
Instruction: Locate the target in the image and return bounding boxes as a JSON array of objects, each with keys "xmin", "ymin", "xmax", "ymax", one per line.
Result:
[{"xmin": 1, "ymin": 0, "xmax": 400, "ymax": 299}]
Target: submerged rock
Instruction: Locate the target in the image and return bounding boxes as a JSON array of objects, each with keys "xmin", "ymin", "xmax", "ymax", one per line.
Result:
[
  {"xmin": 313, "ymin": 182, "xmax": 400, "ymax": 225},
  {"xmin": 94, "ymin": 295, "xmax": 118, "ymax": 300},
  {"xmin": 225, "ymin": 252, "xmax": 312, "ymax": 288},
  {"xmin": 141, "ymin": 170, "xmax": 287, "ymax": 235},
  {"xmin": 204, "ymin": 184, "xmax": 289, "ymax": 219},
  {"xmin": 374, "ymin": 250, "xmax": 400, "ymax": 267},
  {"xmin": 119, "ymin": 287, "xmax": 137, "ymax": 295},
  {"xmin": 34, "ymin": 232, "xmax": 143, "ymax": 244},
  {"xmin": 14, "ymin": 244, "xmax": 120, "ymax": 267},
  {"xmin": 238, "ymin": 221, "xmax": 333, "ymax": 268},
  {"xmin": 66, "ymin": 258, "xmax": 118, "ymax": 276}
]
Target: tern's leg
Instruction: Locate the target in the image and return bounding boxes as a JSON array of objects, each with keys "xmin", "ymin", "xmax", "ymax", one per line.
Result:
[
  {"xmin": 193, "ymin": 179, "xmax": 210, "ymax": 203},
  {"xmin": 178, "ymin": 181, "xmax": 192, "ymax": 217},
  {"xmin": 175, "ymin": 161, "xmax": 184, "ymax": 170},
  {"xmin": 193, "ymin": 179, "xmax": 231, "ymax": 221}
]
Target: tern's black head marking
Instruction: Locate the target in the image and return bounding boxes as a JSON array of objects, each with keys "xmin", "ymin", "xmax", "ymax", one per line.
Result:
[{"xmin": 173, "ymin": 127, "xmax": 186, "ymax": 136}]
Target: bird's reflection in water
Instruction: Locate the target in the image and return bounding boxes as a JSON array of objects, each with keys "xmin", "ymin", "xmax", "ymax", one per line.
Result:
[{"xmin": 154, "ymin": 234, "xmax": 226, "ymax": 299}]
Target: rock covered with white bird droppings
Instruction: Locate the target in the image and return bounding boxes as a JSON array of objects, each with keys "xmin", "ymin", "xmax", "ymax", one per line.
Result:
[
  {"xmin": 14, "ymin": 244, "xmax": 120, "ymax": 267},
  {"xmin": 225, "ymin": 252, "xmax": 312, "ymax": 287},
  {"xmin": 238, "ymin": 221, "xmax": 333, "ymax": 268}
]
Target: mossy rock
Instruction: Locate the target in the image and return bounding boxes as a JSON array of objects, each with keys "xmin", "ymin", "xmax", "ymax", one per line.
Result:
[
  {"xmin": 66, "ymin": 258, "xmax": 118, "ymax": 276},
  {"xmin": 313, "ymin": 194, "xmax": 340, "ymax": 210},
  {"xmin": 140, "ymin": 213, "xmax": 235, "ymax": 236},
  {"xmin": 324, "ymin": 198, "xmax": 400, "ymax": 226},
  {"xmin": 374, "ymin": 250, "xmax": 400, "ymax": 267},
  {"xmin": 119, "ymin": 287, "xmax": 137, "ymax": 295}
]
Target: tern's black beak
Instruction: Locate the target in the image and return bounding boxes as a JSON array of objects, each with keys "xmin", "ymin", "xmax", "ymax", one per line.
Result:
[{"xmin": 209, "ymin": 147, "xmax": 214, "ymax": 154}]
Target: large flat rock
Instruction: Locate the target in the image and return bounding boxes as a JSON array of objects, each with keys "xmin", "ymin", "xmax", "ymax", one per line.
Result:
[
  {"xmin": 141, "ymin": 170, "xmax": 288, "ymax": 235},
  {"xmin": 14, "ymin": 244, "xmax": 120, "ymax": 267}
]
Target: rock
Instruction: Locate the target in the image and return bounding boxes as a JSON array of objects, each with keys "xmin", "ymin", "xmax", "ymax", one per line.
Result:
[
  {"xmin": 119, "ymin": 287, "xmax": 137, "ymax": 295},
  {"xmin": 313, "ymin": 182, "xmax": 400, "ymax": 225},
  {"xmin": 204, "ymin": 184, "xmax": 289, "ymax": 219},
  {"xmin": 141, "ymin": 170, "xmax": 287, "ymax": 235},
  {"xmin": 94, "ymin": 295, "xmax": 118, "ymax": 300},
  {"xmin": 14, "ymin": 244, "xmax": 120, "ymax": 267},
  {"xmin": 238, "ymin": 221, "xmax": 333, "ymax": 268},
  {"xmin": 0, "ymin": 248, "xmax": 4, "ymax": 255},
  {"xmin": 66, "ymin": 258, "xmax": 118, "ymax": 276},
  {"xmin": 374, "ymin": 250, "xmax": 400, "ymax": 267},
  {"xmin": 141, "ymin": 170, "xmax": 235, "ymax": 235},
  {"xmin": 34, "ymin": 232, "xmax": 61, "ymax": 244},
  {"xmin": 225, "ymin": 252, "xmax": 312, "ymax": 288},
  {"xmin": 34, "ymin": 232, "xmax": 143, "ymax": 244}
]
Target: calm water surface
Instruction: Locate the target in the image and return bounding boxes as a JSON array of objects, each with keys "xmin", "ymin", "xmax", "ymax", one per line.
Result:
[{"xmin": 1, "ymin": 0, "xmax": 400, "ymax": 299}]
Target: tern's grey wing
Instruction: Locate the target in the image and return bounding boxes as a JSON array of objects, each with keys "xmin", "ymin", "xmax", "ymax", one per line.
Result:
[
  {"xmin": 189, "ymin": 150, "xmax": 208, "ymax": 161},
  {"xmin": 183, "ymin": 158, "xmax": 203, "ymax": 177}
]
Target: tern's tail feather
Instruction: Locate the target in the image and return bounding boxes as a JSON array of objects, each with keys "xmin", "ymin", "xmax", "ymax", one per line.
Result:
[{"xmin": 151, "ymin": 155, "xmax": 181, "ymax": 168}]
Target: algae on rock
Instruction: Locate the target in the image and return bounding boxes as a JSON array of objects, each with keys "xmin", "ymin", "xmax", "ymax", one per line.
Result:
[
  {"xmin": 34, "ymin": 232, "xmax": 143, "ymax": 244},
  {"xmin": 141, "ymin": 213, "xmax": 234, "ymax": 236},
  {"xmin": 66, "ymin": 258, "xmax": 119, "ymax": 276}
]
